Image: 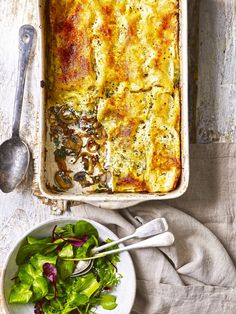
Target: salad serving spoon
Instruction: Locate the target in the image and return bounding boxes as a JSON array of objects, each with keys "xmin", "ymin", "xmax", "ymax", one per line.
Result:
[
  {"xmin": 0, "ymin": 25, "xmax": 35, "ymax": 193},
  {"xmin": 71, "ymin": 231, "xmax": 174, "ymax": 277},
  {"xmin": 71, "ymin": 218, "xmax": 174, "ymax": 277},
  {"xmin": 71, "ymin": 217, "xmax": 168, "ymax": 277},
  {"xmin": 92, "ymin": 217, "xmax": 168, "ymax": 254}
]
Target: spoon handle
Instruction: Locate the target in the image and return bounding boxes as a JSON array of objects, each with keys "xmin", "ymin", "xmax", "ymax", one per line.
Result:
[
  {"xmin": 91, "ymin": 234, "xmax": 134, "ymax": 254},
  {"xmin": 70, "ymin": 232, "xmax": 175, "ymax": 261},
  {"xmin": 12, "ymin": 25, "xmax": 35, "ymax": 137},
  {"xmin": 91, "ymin": 218, "xmax": 168, "ymax": 254}
]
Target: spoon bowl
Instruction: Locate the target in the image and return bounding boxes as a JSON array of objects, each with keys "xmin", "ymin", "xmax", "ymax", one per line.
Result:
[
  {"xmin": 0, "ymin": 25, "xmax": 35, "ymax": 193},
  {"xmin": 70, "ymin": 259, "xmax": 94, "ymax": 277},
  {"xmin": 0, "ymin": 137, "xmax": 30, "ymax": 193}
]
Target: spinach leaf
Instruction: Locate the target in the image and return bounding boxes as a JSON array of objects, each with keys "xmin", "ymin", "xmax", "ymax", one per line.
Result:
[
  {"xmin": 55, "ymin": 224, "xmax": 75, "ymax": 237},
  {"xmin": 27, "ymin": 236, "xmax": 51, "ymax": 245},
  {"xmin": 55, "ymin": 221, "xmax": 98, "ymax": 239},
  {"xmin": 43, "ymin": 243, "xmax": 60, "ymax": 255},
  {"xmin": 16, "ymin": 243, "xmax": 57, "ymax": 265},
  {"xmin": 74, "ymin": 221, "xmax": 98, "ymax": 238}
]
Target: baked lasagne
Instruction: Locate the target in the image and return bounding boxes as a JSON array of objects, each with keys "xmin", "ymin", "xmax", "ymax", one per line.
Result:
[{"xmin": 45, "ymin": 0, "xmax": 181, "ymax": 193}]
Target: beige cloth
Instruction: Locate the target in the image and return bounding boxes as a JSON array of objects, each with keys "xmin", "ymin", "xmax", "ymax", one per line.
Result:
[{"xmin": 71, "ymin": 144, "xmax": 236, "ymax": 314}]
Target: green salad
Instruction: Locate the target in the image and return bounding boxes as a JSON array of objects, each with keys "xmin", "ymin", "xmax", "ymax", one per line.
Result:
[{"xmin": 9, "ymin": 220, "xmax": 121, "ymax": 314}]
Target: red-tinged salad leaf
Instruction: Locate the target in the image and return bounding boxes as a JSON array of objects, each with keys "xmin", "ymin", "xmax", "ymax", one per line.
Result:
[
  {"xmin": 34, "ymin": 306, "xmax": 44, "ymax": 314},
  {"xmin": 55, "ymin": 235, "xmax": 89, "ymax": 246},
  {"xmin": 34, "ymin": 299, "xmax": 46, "ymax": 314},
  {"xmin": 51, "ymin": 225, "xmax": 57, "ymax": 242},
  {"xmin": 69, "ymin": 235, "xmax": 89, "ymax": 247},
  {"xmin": 70, "ymin": 310, "xmax": 80, "ymax": 314},
  {"xmin": 52, "ymin": 223, "xmax": 89, "ymax": 248},
  {"xmin": 43, "ymin": 263, "xmax": 57, "ymax": 297}
]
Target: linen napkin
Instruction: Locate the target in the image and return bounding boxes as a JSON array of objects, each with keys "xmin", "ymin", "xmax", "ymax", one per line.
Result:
[{"xmin": 70, "ymin": 143, "xmax": 236, "ymax": 314}]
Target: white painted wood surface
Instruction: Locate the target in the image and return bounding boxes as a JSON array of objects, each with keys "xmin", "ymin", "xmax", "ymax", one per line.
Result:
[
  {"xmin": 0, "ymin": 1, "xmax": 236, "ymax": 310},
  {"xmin": 196, "ymin": 0, "xmax": 236, "ymax": 143}
]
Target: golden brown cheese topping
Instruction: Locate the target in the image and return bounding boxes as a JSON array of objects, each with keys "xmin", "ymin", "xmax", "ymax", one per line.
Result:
[{"xmin": 45, "ymin": 0, "xmax": 181, "ymax": 193}]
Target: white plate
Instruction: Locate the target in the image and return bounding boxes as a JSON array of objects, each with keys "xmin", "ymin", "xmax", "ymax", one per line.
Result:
[{"xmin": 2, "ymin": 218, "xmax": 136, "ymax": 314}]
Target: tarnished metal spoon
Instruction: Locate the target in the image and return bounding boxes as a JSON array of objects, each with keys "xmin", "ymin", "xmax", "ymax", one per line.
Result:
[{"xmin": 0, "ymin": 25, "xmax": 35, "ymax": 193}]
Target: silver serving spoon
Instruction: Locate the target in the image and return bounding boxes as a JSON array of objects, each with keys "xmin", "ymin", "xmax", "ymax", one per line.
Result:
[
  {"xmin": 70, "ymin": 231, "xmax": 174, "ymax": 277},
  {"xmin": 0, "ymin": 25, "xmax": 35, "ymax": 193},
  {"xmin": 71, "ymin": 218, "xmax": 169, "ymax": 277}
]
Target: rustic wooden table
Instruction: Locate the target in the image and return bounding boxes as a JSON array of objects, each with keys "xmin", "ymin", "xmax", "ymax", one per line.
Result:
[{"xmin": 0, "ymin": 0, "xmax": 236, "ymax": 296}]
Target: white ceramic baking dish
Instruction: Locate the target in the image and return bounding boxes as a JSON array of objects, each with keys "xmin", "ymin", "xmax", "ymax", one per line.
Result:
[{"xmin": 37, "ymin": 0, "xmax": 189, "ymax": 209}]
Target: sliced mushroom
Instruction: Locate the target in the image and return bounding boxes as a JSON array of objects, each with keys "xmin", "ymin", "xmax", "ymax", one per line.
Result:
[
  {"xmin": 80, "ymin": 152, "xmax": 95, "ymax": 175},
  {"xmin": 86, "ymin": 139, "xmax": 100, "ymax": 153},
  {"xmin": 79, "ymin": 116, "xmax": 97, "ymax": 132},
  {"xmin": 55, "ymin": 155, "xmax": 67, "ymax": 172},
  {"xmin": 94, "ymin": 126, "xmax": 107, "ymax": 146},
  {"xmin": 73, "ymin": 171, "xmax": 92, "ymax": 188},
  {"xmin": 63, "ymin": 134, "xmax": 83, "ymax": 153},
  {"xmin": 47, "ymin": 106, "xmax": 60, "ymax": 125},
  {"xmin": 54, "ymin": 147, "xmax": 68, "ymax": 171},
  {"xmin": 67, "ymin": 155, "xmax": 78, "ymax": 165},
  {"xmin": 58, "ymin": 106, "xmax": 78, "ymax": 124},
  {"xmin": 54, "ymin": 171, "xmax": 73, "ymax": 191}
]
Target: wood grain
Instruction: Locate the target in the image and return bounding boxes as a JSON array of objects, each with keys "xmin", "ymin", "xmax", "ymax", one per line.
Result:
[
  {"xmin": 196, "ymin": 0, "xmax": 236, "ymax": 143},
  {"xmin": 188, "ymin": 0, "xmax": 200, "ymax": 143}
]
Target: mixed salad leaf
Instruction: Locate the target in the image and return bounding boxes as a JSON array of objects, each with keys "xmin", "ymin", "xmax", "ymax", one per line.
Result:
[{"xmin": 9, "ymin": 220, "xmax": 122, "ymax": 314}]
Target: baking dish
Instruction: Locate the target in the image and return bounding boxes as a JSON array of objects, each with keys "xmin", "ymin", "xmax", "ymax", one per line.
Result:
[{"xmin": 37, "ymin": 0, "xmax": 189, "ymax": 208}]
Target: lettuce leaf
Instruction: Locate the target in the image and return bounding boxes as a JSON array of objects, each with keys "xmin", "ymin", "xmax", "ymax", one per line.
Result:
[
  {"xmin": 57, "ymin": 259, "xmax": 75, "ymax": 280},
  {"xmin": 9, "ymin": 283, "xmax": 32, "ymax": 304},
  {"xmin": 30, "ymin": 254, "xmax": 57, "ymax": 271},
  {"xmin": 32, "ymin": 277, "xmax": 49, "ymax": 301},
  {"xmin": 18, "ymin": 263, "xmax": 36, "ymax": 285},
  {"xmin": 100, "ymin": 294, "xmax": 117, "ymax": 310}
]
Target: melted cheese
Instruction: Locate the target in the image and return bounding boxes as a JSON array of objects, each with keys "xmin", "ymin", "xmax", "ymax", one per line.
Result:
[{"xmin": 47, "ymin": 0, "xmax": 181, "ymax": 193}]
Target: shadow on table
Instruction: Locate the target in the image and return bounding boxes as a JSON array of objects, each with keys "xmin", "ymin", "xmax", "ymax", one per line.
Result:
[{"xmin": 188, "ymin": 0, "xmax": 200, "ymax": 144}]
